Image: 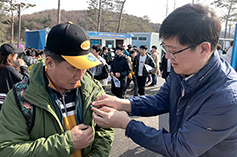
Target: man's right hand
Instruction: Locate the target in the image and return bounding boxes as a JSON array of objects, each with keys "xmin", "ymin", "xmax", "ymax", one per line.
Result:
[
  {"xmin": 71, "ymin": 124, "xmax": 94, "ymax": 150},
  {"xmin": 92, "ymin": 94, "xmax": 131, "ymax": 112}
]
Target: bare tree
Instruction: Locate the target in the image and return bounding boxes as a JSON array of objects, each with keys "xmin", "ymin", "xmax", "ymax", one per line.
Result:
[
  {"xmin": 117, "ymin": 0, "xmax": 126, "ymax": 33},
  {"xmin": 18, "ymin": 3, "xmax": 21, "ymax": 47},
  {"xmin": 57, "ymin": 0, "xmax": 61, "ymax": 24},
  {"xmin": 212, "ymin": 0, "xmax": 237, "ymax": 38},
  {"xmin": 97, "ymin": 0, "xmax": 102, "ymax": 31},
  {"xmin": 10, "ymin": 0, "xmax": 13, "ymax": 43},
  {"xmin": 1, "ymin": 0, "xmax": 35, "ymax": 43}
]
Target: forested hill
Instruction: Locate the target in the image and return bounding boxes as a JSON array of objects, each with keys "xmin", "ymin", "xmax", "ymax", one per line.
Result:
[{"xmin": 15, "ymin": 9, "xmax": 160, "ymax": 40}]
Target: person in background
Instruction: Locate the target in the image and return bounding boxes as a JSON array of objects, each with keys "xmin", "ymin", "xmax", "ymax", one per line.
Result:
[
  {"xmin": 101, "ymin": 46, "xmax": 109, "ymax": 64},
  {"xmin": 160, "ymin": 53, "xmax": 171, "ymax": 80},
  {"xmin": 90, "ymin": 44, "xmax": 109, "ymax": 90},
  {"xmin": 110, "ymin": 45, "xmax": 131, "ymax": 98},
  {"xmin": 107, "ymin": 48, "xmax": 115, "ymax": 65},
  {"xmin": 149, "ymin": 45, "xmax": 160, "ymax": 86},
  {"xmin": 221, "ymin": 40, "xmax": 233, "ymax": 64},
  {"xmin": 91, "ymin": 4, "xmax": 237, "ymax": 156},
  {"xmin": 22, "ymin": 48, "xmax": 37, "ymax": 73},
  {"xmin": 0, "ymin": 22, "xmax": 114, "ymax": 157},
  {"xmin": 216, "ymin": 44, "xmax": 222, "ymax": 55},
  {"xmin": 35, "ymin": 49, "xmax": 45, "ymax": 59},
  {"xmin": 125, "ymin": 50, "xmax": 138, "ymax": 96},
  {"xmin": 0, "ymin": 43, "xmax": 29, "ymax": 110},
  {"xmin": 133, "ymin": 45, "xmax": 138, "ymax": 50},
  {"xmin": 133, "ymin": 45, "xmax": 156, "ymax": 95}
]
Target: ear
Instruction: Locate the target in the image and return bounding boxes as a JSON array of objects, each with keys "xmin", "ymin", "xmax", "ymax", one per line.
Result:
[
  {"xmin": 45, "ymin": 57, "xmax": 55, "ymax": 71},
  {"xmin": 199, "ymin": 42, "xmax": 211, "ymax": 59},
  {"xmin": 7, "ymin": 54, "xmax": 13, "ymax": 60}
]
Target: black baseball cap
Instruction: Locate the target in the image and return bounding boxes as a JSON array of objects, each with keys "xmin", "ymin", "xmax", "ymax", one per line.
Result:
[
  {"xmin": 0, "ymin": 43, "xmax": 23, "ymax": 56},
  {"xmin": 46, "ymin": 21, "xmax": 101, "ymax": 69}
]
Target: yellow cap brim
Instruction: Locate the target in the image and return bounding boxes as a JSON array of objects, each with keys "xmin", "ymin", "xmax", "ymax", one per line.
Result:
[{"xmin": 62, "ymin": 52, "xmax": 101, "ymax": 70}]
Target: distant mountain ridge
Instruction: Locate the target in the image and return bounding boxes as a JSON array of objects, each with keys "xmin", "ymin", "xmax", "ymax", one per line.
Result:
[{"xmin": 10, "ymin": 9, "xmax": 161, "ymax": 41}]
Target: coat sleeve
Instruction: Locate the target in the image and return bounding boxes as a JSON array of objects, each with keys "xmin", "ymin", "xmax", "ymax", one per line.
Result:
[
  {"xmin": 86, "ymin": 88, "xmax": 114, "ymax": 157},
  {"xmin": 0, "ymin": 90, "xmax": 73, "ymax": 157},
  {"xmin": 120, "ymin": 57, "xmax": 131, "ymax": 78},
  {"xmin": 10, "ymin": 66, "xmax": 29, "ymax": 83},
  {"xmin": 126, "ymin": 76, "xmax": 237, "ymax": 156}
]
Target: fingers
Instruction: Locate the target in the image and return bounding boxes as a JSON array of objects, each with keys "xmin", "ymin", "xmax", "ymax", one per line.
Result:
[
  {"xmin": 92, "ymin": 94, "xmax": 109, "ymax": 107},
  {"xmin": 77, "ymin": 123, "xmax": 88, "ymax": 130}
]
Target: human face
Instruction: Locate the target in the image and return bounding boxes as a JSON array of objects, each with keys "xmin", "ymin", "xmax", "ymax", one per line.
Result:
[
  {"xmin": 139, "ymin": 48, "xmax": 147, "ymax": 56},
  {"xmin": 152, "ymin": 48, "xmax": 156, "ymax": 52},
  {"xmin": 130, "ymin": 52, "xmax": 137, "ymax": 59},
  {"xmin": 162, "ymin": 37, "xmax": 207, "ymax": 76},
  {"xmin": 116, "ymin": 49, "xmax": 123, "ymax": 56},
  {"xmin": 91, "ymin": 49, "xmax": 99, "ymax": 58},
  {"xmin": 104, "ymin": 49, "xmax": 108, "ymax": 54},
  {"xmin": 46, "ymin": 58, "xmax": 86, "ymax": 94},
  {"xmin": 12, "ymin": 53, "xmax": 18, "ymax": 61}
]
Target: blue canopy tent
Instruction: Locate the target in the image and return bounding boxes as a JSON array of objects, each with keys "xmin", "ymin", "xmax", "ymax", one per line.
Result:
[
  {"xmin": 230, "ymin": 23, "xmax": 237, "ymax": 71},
  {"xmin": 25, "ymin": 28, "xmax": 50, "ymax": 49}
]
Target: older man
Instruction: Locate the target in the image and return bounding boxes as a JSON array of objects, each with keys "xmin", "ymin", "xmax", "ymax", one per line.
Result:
[{"xmin": 0, "ymin": 22, "xmax": 114, "ymax": 157}]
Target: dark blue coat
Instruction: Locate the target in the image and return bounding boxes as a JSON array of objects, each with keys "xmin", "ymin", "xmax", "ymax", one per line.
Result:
[{"xmin": 127, "ymin": 52, "xmax": 237, "ymax": 156}]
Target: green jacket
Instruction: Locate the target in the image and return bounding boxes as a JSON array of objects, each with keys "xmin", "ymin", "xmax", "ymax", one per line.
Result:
[{"xmin": 0, "ymin": 58, "xmax": 114, "ymax": 157}]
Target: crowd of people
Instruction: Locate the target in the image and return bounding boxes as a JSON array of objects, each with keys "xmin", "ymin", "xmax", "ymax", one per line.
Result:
[{"xmin": 0, "ymin": 3, "xmax": 236, "ymax": 157}]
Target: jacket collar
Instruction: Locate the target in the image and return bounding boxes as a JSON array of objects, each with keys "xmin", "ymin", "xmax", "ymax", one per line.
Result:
[{"xmin": 173, "ymin": 51, "xmax": 221, "ymax": 96}]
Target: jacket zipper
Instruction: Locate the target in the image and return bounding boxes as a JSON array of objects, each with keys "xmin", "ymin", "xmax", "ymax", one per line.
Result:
[
  {"xmin": 83, "ymin": 89, "xmax": 100, "ymax": 119},
  {"xmin": 176, "ymin": 81, "xmax": 185, "ymax": 115}
]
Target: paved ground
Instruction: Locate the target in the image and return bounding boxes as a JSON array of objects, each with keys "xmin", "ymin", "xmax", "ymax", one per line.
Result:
[{"xmin": 103, "ymin": 76, "xmax": 167, "ymax": 157}]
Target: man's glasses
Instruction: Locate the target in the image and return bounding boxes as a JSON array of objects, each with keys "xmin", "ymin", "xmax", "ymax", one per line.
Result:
[{"xmin": 160, "ymin": 42, "xmax": 202, "ymax": 59}]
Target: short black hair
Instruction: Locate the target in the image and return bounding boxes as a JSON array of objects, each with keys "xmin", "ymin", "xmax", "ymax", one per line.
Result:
[
  {"xmin": 102, "ymin": 46, "xmax": 108, "ymax": 51},
  {"xmin": 92, "ymin": 44, "xmax": 102, "ymax": 52},
  {"xmin": 140, "ymin": 45, "xmax": 148, "ymax": 50},
  {"xmin": 45, "ymin": 50, "xmax": 65, "ymax": 64},
  {"xmin": 152, "ymin": 45, "xmax": 157, "ymax": 49},
  {"xmin": 116, "ymin": 45, "xmax": 125, "ymax": 51},
  {"xmin": 129, "ymin": 50, "xmax": 135, "ymax": 54},
  {"xmin": 127, "ymin": 44, "xmax": 132, "ymax": 49},
  {"xmin": 159, "ymin": 3, "xmax": 221, "ymax": 52}
]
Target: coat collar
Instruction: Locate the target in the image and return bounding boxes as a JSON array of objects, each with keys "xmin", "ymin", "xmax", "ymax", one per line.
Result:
[{"xmin": 172, "ymin": 51, "xmax": 221, "ymax": 96}]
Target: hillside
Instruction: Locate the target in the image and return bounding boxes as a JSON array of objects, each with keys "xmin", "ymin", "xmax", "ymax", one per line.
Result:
[{"xmin": 9, "ymin": 9, "xmax": 161, "ymax": 42}]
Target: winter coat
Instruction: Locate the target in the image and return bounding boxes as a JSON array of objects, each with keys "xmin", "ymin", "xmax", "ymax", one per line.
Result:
[
  {"xmin": 110, "ymin": 54, "xmax": 131, "ymax": 87},
  {"xmin": 92, "ymin": 57, "xmax": 109, "ymax": 87},
  {"xmin": 126, "ymin": 52, "xmax": 237, "ymax": 156},
  {"xmin": 133, "ymin": 53, "xmax": 156, "ymax": 77},
  {"xmin": 0, "ymin": 58, "xmax": 114, "ymax": 157},
  {"xmin": 151, "ymin": 51, "xmax": 160, "ymax": 75},
  {"xmin": 0, "ymin": 65, "xmax": 29, "ymax": 109}
]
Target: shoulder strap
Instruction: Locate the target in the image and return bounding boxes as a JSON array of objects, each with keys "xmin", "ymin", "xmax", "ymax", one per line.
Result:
[{"xmin": 13, "ymin": 80, "xmax": 35, "ymax": 133}]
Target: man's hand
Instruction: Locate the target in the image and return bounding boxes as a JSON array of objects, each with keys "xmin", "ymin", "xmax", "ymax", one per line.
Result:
[
  {"xmin": 71, "ymin": 124, "xmax": 94, "ymax": 150},
  {"xmin": 92, "ymin": 107, "xmax": 131, "ymax": 129},
  {"xmin": 115, "ymin": 72, "xmax": 120, "ymax": 77},
  {"xmin": 92, "ymin": 94, "xmax": 131, "ymax": 112}
]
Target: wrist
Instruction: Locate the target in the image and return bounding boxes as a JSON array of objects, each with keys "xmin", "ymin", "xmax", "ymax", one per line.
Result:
[
  {"xmin": 121, "ymin": 115, "xmax": 131, "ymax": 129},
  {"xmin": 119, "ymin": 99, "xmax": 131, "ymax": 112}
]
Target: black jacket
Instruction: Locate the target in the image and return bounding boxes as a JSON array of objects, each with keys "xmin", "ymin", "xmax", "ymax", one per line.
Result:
[
  {"xmin": 160, "ymin": 54, "xmax": 170, "ymax": 79},
  {"xmin": 133, "ymin": 53, "xmax": 156, "ymax": 77},
  {"xmin": 110, "ymin": 54, "xmax": 131, "ymax": 87},
  {"xmin": 0, "ymin": 65, "xmax": 29, "ymax": 94}
]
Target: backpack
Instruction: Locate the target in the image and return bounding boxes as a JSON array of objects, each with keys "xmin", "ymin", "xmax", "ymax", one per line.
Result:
[{"xmin": 13, "ymin": 80, "xmax": 35, "ymax": 133}]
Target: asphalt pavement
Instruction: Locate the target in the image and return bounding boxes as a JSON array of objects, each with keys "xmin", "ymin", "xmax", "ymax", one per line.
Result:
[{"xmin": 104, "ymin": 76, "xmax": 167, "ymax": 157}]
